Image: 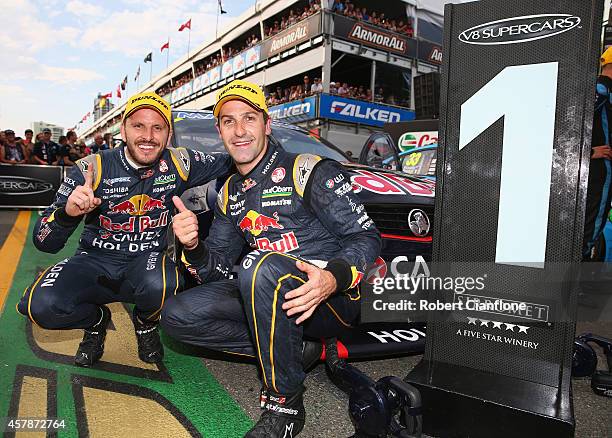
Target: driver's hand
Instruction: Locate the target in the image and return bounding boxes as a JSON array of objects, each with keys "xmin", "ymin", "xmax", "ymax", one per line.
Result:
[
  {"xmin": 172, "ymin": 196, "xmax": 199, "ymax": 250},
  {"xmin": 65, "ymin": 169, "xmax": 101, "ymax": 216}
]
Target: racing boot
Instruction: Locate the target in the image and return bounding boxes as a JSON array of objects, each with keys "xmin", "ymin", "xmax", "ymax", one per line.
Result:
[
  {"xmin": 132, "ymin": 308, "xmax": 164, "ymax": 363},
  {"xmin": 75, "ymin": 305, "xmax": 111, "ymax": 367},
  {"xmin": 302, "ymin": 340, "xmax": 323, "ymax": 372},
  {"xmin": 245, "ymin": 386, "xmax": 306, "ymax": 438}
]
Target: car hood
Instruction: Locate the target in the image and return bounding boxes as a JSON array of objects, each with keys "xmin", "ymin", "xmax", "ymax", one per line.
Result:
[{"xmin": 341, "ymin": 163, "xmax": 436, "ymax": 206}]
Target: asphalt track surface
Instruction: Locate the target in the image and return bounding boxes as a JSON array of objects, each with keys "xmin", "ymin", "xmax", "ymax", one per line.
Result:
[{"xmin": 0, "ymin": 210, "xmax": 610, "ymax": 437}]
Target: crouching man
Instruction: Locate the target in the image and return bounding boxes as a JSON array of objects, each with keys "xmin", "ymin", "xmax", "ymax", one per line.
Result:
[
  {"xmin": 161, "ymin": 80, "xmax": 381, "ymax": 437},
  {"xmin": 17, "ymin": 92, "xmax": 231, "ymax": 367}
]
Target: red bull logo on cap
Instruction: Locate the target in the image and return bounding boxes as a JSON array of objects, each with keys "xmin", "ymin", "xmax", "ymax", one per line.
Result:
[
  {"xmin": 109, "ymin": 194, "xmax": 166, "ymax": 216},
  {"xmin": 238, "ymin": 210, "xmax": 284, "ymax": 237}
]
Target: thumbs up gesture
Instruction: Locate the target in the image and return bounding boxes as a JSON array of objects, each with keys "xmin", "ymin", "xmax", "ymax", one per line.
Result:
[
  {"xmin": 65, "ymin": 168, "xmax": 101, "ymax": 217},
  {"xmin": 172, "ymin": 196, "xmax": 199, "ymax": 250}
]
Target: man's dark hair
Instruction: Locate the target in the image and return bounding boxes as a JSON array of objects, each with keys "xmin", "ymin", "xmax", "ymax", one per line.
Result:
[
  {"xmin": 67, "ymin": 130, "xmax": 77, "ymax": 140},
  {"xmin": 25, "ymin": 129, "xmax": 33, "ymax": 135},
  {"xmin": 58, "ymin": 135, "xmax": 67, "ymax": 144}
]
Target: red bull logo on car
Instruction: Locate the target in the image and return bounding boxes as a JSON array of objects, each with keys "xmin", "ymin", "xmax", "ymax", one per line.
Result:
[
  {"xmin": 109, "ymin": 194, "xmax": 166, "ymax": 216},
  {"xmin": 238, "ymin": 210, "xmax": 283, "ymax": 237}
]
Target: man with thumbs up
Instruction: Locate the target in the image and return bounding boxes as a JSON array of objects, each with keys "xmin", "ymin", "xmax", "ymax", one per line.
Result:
[
  {"xmin": 18, "ymin": 92, "xmax": 232, "ymax": 367},
  {"xmin": 162, "ymin": 80, "xmax": 381, "ymax": 437}
]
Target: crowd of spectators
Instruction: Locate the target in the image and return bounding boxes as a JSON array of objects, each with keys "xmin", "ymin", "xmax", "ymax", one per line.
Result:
[
  {"xmin": 0, "ymin": 128, "xmax": 112, "ymax": 166},
  {"xmin": 265, "ymin": 75, "xmax": 401, "ymax": 107},
  {"xmin": 264, "ymin": 1, "xmax": 321, "ymax": 38},
  {"xmin": 330, "ymin": 0, "xmax": 414, "ymax": 37}
]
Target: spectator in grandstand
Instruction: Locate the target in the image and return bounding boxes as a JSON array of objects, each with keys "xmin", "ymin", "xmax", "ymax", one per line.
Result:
[
  {"xmin": 22, "ymin": 129, "xmax": 34, "ymax": 162},
  {"xmin": 55, "ymin": 135, "xmax": 75, "ymax": 167},
  {"xmin": 0, "ymin": 129, "xmax": 27, "ymax": 165},
  {"xmin": 32, "ymin": 128, "xmax": 58, "ymax": 165},
  {"xmin": 104, "ymin": 132, "xmax": 113, "ymax": 149},
  {"xmin": 311, "ymin": 78, "xmax": 323, "ymax": 93},
  {"xmin": 65, "ymin": 130, "xmax": 83, "ymax": 161},
  {"xmin": 375, "ymin": 87, "xmax": 384, "ymax": 102},
  {"xmin": 337, "ymin": 82, "xmax": 348, "ymax": 96},
  {"xmin": 303, "ymin": 75, "xmax": 311, "ymax": 94},
  {"xmin": 330, "ymin": 81, "xmax": 338, "ymax": 94},
  {"xmin": 91, "ymin": 134, "xmax": 108, "ymax": 153}
]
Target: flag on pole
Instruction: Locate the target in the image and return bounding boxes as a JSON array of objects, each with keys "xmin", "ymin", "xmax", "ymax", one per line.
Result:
[
  {"xmin": 101, "ymin": 92, "xmax": 112, "ymax": 98},
  {"xmin": 161, "ymin": 40, "xmax": 169, "ymax": 52},
  {"xmin": 116, "ymin": 85, "xmax": 122, "ymax": 98},
  {"xmin": 121, "ymin": 76, "xmax": 128, "ymax": 90},
  {"xmin": 144, "ymin": 52, "xmax": 152, "ymax": 63},
  {"xmin": 134, "ymin": 65, "xmax": 141, "ymax": 82},
  {"xmin": 179, "ymin": 18, "xmax": 191, "ymax": 31},
  {"xmin": 219, "ymin": 0, "xmax": 227, "ymax": 14}
]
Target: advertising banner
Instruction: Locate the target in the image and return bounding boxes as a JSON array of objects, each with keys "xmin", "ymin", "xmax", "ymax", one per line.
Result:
[
  {"xmin": 268, "ymin": 96, "xmax": 317, "ymax": 122},
  {"xmin": 201, "ymin": 72, "xmax": 211, "ymax": 89},
  {"xmin": 221, "ymin": 60, "xmax": 233, "ymax": 79},
  {"xmin": 261, "ymin": 13, "xmax": 321, "ymax": 58},
  {"xmin": 319, "ymin": 93, "xmax": 414, "ymax": 127},
  {"xmin": 193, "ymin": 75, "xmax": 203, "ymax": 93},
  {"xmin": 232, "ymin": 53, "xmax": 246, "ymax": 73},
  {"xmin": 333, "ymin": 14, "xmax": 417, "ymax": 58},
  {"xmin": 209, "ymin": 66, "xmax": 220, "ymax": 84},
  {"xmin": 417, "ymin": 40, "xmax": 443, "ymax": 65},
  {"xmin": 0, "ymin": 164, "xmax": 63, "ymax": 208},
  {"xmin": 245, "ymin": 46, "xmax": 261, "ymax": 67}
]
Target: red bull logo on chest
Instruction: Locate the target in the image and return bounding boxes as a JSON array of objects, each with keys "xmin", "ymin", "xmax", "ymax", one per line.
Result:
[
  {"xmin": 238, "ymin": 210, "xmax": 284, "ymax": 237},
  {"xmin": 109, "ymin": 194, "xmax": 166, "ymax": 216}
]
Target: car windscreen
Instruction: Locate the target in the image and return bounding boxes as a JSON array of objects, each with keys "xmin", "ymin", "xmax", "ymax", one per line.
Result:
[
  {"xmin": 172, "ymin": 113, "xmax": 225, "ymax": 153},
  {"xmin": 270, "ymin": 126, "xmax": 348, "ymax": 162},
  {"xmin": 172, "ymin": 112, "xmax": 348, "ymax": 162}
]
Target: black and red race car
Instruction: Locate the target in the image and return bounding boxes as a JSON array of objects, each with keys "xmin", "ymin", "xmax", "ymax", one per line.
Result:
[{"xmin": 170, "ymin": 109, "xmax": 431, "ymax": 359}]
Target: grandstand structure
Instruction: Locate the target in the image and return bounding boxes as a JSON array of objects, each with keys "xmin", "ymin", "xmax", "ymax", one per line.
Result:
[{"xmin": 81, "ymin": 0, "xmax": 446, "ymax": 155}]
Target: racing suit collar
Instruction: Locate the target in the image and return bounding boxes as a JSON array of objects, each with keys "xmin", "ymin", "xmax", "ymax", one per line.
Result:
[
  {"xmin": 236, "ymin": 139, "xmax": 280, "ymax": 182},
  {"xmin": 119, "ymin": 144, "xmax": 163, "ymax": 179}
]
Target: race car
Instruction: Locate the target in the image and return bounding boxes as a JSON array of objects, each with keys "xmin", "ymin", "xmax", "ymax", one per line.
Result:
[{"xmin": 358, "ymin": 119, "xmax": 438, "ymax": 178}]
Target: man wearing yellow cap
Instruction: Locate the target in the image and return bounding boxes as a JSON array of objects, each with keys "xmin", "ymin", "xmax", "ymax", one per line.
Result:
[
  {"xmin": 162, "ymin": 80, "xmax": 381, "ymax": 437},
  {"xmin": 583, "ymin": 48, "xmax": 612, "ymax": 258},
  {"xmin": 18, "ymin": 92, "xmax": 231, "ymax": 367}
]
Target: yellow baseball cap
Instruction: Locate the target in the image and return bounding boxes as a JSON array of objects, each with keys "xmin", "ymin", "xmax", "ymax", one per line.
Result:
[
  {"xmin": 122, "ymin": 92, "xmax": 172, "ymax": 128},
  {"xmin": 213, "ymin": 79, "xmax": 268, "ymax": 117},
  {"xmin": 601, "ymin": 47, "xmax": 612, "ymax": 67}
]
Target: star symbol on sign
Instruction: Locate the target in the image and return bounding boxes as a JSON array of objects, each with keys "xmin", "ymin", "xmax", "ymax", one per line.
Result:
[
  {"xmin": 505, "ymin": 323, "xmax": 516, "ymax": 331},
  {"xmin": 492, "ymin": 321, "xmax": 503, "ymax": 329},
  {"xmin": 467, "ymin": 317, "xmax": 477, "ymax": 325},
  {"xmin": 518, "ymin": 325, "xmax": 529, "ymax": 334},
  {"xmin": 480, "ymin": 319, "xmax": 490, "ymax": 327}
]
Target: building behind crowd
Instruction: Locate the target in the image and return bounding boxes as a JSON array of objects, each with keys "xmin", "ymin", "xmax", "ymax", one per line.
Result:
[
  {"xmin": 31, "ymin": 121, "xmax": 64, "ymax": 143},
  {"xmin": 93, "ymin": 94, "xmax": 115, "ymax": 122},
  {"xmin": 81, "ymin": 0, "xmax": 452, "ymax": 155}
]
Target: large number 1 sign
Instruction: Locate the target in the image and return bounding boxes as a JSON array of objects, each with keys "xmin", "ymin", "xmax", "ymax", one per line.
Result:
[
  {"xmin": 459, "ymin": 62, "xmax": 559, "ymax": 267},
  {"xmin": 405, "ymin": 0, "xmax": 602, "ymax": 436}
]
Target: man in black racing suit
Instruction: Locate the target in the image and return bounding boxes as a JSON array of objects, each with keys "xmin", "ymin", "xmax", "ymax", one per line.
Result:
[
  {"xmin": 161, "ymin": 80, "xmax": 381, "ymax": 437},
  {"xmin": 17, "ymin": 92, "xmax": 231, "ymax": 367}
]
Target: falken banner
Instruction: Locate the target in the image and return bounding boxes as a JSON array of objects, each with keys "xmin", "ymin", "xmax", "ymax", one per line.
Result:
[
  {"xmin": 319, "ymin": 93, "xmax": 415, "ymax": 127},
  {"xmin": 268, "ymin": 96, "xmax": 317, "ymax": 122},
  {"xmin": 260, "ymin": 13, "xmax": 321, "ymax": 58},
  {"xmin": 0, "ymin": 164, "xmax": 63, "ymax": 208}
]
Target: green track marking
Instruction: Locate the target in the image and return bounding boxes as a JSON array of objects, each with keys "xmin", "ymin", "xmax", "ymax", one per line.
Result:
[{"xmin": 0, "ymin": 213, "xmax": 252, "ymax": 437}]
